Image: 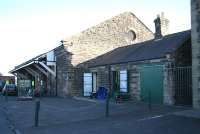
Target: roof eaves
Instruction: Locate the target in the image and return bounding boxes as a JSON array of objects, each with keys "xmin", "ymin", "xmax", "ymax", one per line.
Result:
[
  {"xmin": 9, "ymin": 60, "xmax": 36, "ymax": 74},
  {"xmin": 89, "ymin": 56, "xmax": 167, "ymax": 68}
]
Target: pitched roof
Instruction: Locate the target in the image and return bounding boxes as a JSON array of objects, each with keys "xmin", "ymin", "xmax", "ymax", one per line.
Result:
[
  {"xmin": 10, "ymin": 45, "xmax": 62, "ymax": 73},
  {"xmin": 88, "ymin": 30, "xmax": 191, "ymax": 67}
]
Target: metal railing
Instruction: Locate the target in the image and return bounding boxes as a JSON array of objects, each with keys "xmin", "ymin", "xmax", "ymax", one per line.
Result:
[{"xmin": 166, "ymin": 66, "xmax": 192, "ymax": 105}]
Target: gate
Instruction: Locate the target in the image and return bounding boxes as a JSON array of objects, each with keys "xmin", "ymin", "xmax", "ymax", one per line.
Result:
[
  {"xmin": 140, "ymin": 65, "xmax": 164, "ymax": 104},
  {"xmin": 168, "ymin": 66, "xmax": 192, "ymax": 106}
]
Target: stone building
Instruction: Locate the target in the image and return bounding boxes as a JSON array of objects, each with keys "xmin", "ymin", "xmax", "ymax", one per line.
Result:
[
  {"xmin": 10, "ymin": 11, "xmax": 188, "ymax": 106},
  {"xmin": 10, "ymin": 12, "xmax": 156, "ymax": 97},
  {"xmin": 54, "ymin": 12, "xmax": 156, "ymax": 97},
  {"xmin": 191, "ymin": 0, "xmax": 200, "ymax": 108},
  {"xmin": 79, "ymin": 14, "xmax": 192, "ymax": 106},
  {"xmin": 84, "ymin": 30, "xmax": 191, "ymax": 105},
  {"xmin": 10, "ymin": 50, "xmax": 57, "ymax": 97}
]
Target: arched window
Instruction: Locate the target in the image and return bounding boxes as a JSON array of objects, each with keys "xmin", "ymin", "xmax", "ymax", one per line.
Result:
[
  {"xmin": 127, "ymin": 30, "xmax": 136, "ymax": 41},
  {"xmin": 125, "ymin": 30, "xmax": 137, "ymax": 44}
]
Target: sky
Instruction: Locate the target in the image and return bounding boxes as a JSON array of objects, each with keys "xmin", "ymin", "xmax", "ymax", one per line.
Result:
[{"xmin": 0, "ymin": 0, "xmax": 191, "ymax": 76}]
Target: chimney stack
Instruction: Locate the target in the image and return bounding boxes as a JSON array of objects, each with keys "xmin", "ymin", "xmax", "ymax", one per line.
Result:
[{"xmin": 154, "ymin": 12, "xmax": 169, "ymax": 39}]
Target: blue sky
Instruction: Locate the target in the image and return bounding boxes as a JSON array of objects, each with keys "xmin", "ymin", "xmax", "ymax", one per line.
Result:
[{"xmin": 0, "ymin": 0, "xmax": 191, "ymax": 75}]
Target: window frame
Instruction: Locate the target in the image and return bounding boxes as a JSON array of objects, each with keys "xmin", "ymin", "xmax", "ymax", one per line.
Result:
[
  {"xmin": 83, "ymin": 72, "xmax": 98, "ymax": 96},
  {"xmin": 83, "ymin": 73, "xmax": 92, "ymax": 96},
  {"xmin": 119, "ymin": 70, "xmax": 128, "ymax": 93}
]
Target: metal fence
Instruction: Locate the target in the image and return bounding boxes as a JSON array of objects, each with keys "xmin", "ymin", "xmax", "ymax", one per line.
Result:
[{"xmin": 167, "ymin": 66, "xmax": 192, "ymax": 106}]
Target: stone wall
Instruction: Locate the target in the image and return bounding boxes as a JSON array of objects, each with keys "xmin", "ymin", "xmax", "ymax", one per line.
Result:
[
  {"xmin": 55, "ymin": 45, "xmax": 72, "ymax": 96},
  {"xmin": 128, "ymin": 67, "xmax": 141, "ymax": 100},
  {"xmin": 191, "ymin": 0, "xmax": 200, "ymax": 108},
  {"xmin": 110, "ymin": 64, "xmax": 141, "ymax": 100},
  {"xmin": 89, "ymin": 60, "xmax": 178, "ymax": 105},
  {"xmin": 46, "ymin": 72, "xmax": 56, "ymax": 96},
  {"xmin": 163, "ymin": 65, "xmax": 175, "ymax": 105},
  {"xmin": 63, "ymin": 12, "xmax": 154, "ymax": 67},
  {"xmin": 160, "ymin": 12, "xmax": 169, "ymax": 36},
  {"xmin": 175, "ymin": 38, "xmax": 191, "ymax": 66},
  {"xmin": 90, "ymin": 63, "xmax": 141, "ymax": 101},
  {"xmin": 90, "ymin": 66, "xmax": 109, "ymax": 91},
  {"xmin": 163, "ymin": 38, "xmax": 191, "ymax": 105}
]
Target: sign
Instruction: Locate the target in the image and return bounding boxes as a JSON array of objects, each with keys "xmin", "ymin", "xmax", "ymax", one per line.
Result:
[
  {"xmin": 32, "ymin": 81, "xmax": 35, "ymax": 87},
  {"xmin": 6, "ymin": 80, "xmax": 9, "ymax": 84}
]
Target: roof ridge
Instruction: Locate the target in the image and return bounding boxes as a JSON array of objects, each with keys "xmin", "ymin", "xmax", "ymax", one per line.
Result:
[
  {"xmin": 120, "ymin": 29, "xmax": 191, "ymax": 49},
  {"xmin": 88, "ymin": 29, "xmax": 191, "ymax": 67}
]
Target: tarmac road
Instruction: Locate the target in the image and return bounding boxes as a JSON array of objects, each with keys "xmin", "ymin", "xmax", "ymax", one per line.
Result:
[{"xmin": 1, "ymin": 96, "xmax": 200, "ymax": 134}]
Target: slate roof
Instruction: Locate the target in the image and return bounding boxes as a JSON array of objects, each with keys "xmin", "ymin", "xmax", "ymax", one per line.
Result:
[
  {"xmin": 88, "ymin": 30, "xmax": 191, "ymax": 67},
  {"xmin": 10, "ymin": 45, "xmax": 62, "ymax": 73}
]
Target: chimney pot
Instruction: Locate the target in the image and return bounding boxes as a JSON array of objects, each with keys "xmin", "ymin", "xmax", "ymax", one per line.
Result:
[
  {"xmin": 154, "ymin": 15, "xmax": 162, "ymax": 39},
  {"xmin": 154, "ymin": 12, "xmax": 169, "ymax": 39}
]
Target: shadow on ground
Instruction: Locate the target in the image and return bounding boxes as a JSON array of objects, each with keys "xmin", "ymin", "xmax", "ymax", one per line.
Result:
[{"xmin": 1, "ymin": 96, "xmax": 199, "ymax": 134}]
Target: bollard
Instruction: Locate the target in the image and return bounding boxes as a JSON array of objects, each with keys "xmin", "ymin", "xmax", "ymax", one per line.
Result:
[
  {"xmin": 5, "ymin": 90, "xmax": 8, "ymax": 102},
  {"xmin": 34, "ymin": 99, "xmax": 40, "ymax": 127},
  {"xmin": 148, "ymin": 90, "xmax": 151, "ymax": 111},
  {"xmin": 105, "ymin": 92, "xmax": 110, "ymax": 117}
]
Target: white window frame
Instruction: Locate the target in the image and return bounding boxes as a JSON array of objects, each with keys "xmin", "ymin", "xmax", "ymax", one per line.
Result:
[
  {"xmin": 83, "ymin": 73, "xmax": 92, "ymax": 96},
  {"xmin": 119, "ymin": 70, "xmax": 128, "ymax": 93}
]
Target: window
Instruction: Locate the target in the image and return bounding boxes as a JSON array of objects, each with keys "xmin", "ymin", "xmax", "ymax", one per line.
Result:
[
  {"xmin": 127, "ymin": 30, "xmax": 136, "ymax": 41},
  {"xmin": 120, "ymin": 70, "xmax": 128, "ymax": 92},
  {"xmin": 83, "ymin": 73, "xmax": 92, "ymax": 96},
  {"xmin": 124, "ymin": 30, "xmax": 137, "ymax": 44},
  {"xmin": 126, "ymin": 30, "xmax": 136, "ymax": 42},
  {"xmin": 83, "ymin": 72, "xmax": 97, "ymax": 96}
]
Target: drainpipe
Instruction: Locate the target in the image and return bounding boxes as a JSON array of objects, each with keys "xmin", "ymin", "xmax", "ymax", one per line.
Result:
[
  {"xmin": 106, "ymin": 65, "xmax": 111, "ymax": 117},
  {"xmin": 55, "ymin": 58, "xmax": 58, "ymax": 97}
]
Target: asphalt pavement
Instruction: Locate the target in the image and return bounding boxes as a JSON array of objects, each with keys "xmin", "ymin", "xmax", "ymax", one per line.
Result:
[
  {"xmin": 0, "ymin": 101, "xmax": 14, "ymax": 134},
  {"xmin": 1, "ymin": 96, "xmax": 200, "ymax": 134}
]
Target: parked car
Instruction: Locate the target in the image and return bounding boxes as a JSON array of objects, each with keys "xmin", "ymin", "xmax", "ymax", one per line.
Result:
[
  {"xmin": 0, "ymin": 80, "xmax": 3, "ymax": 92},
  {"xmin": 2, "ymin": 84, "xmax": 17, "ymax": 96}
]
